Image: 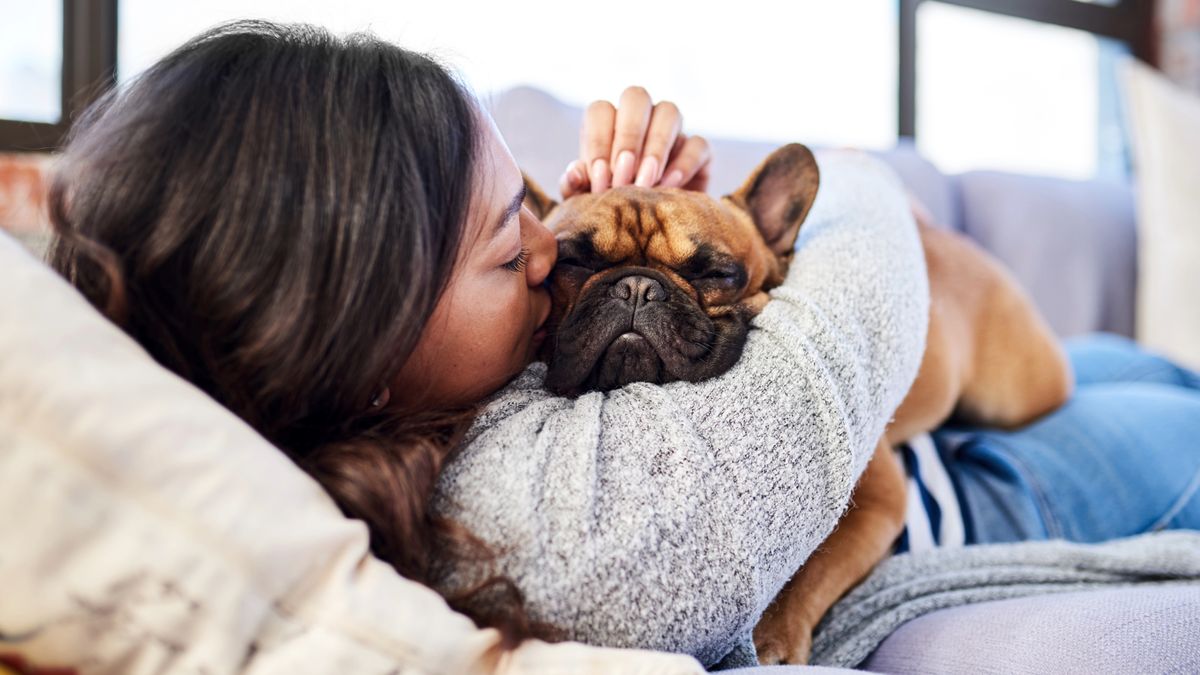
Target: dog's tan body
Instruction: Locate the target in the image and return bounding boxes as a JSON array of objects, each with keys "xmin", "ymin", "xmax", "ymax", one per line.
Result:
[
  {"xmin": 752, "ymin": 215, "xmax": 1073, "ymax": 665},
  {"xmin": 525, "ymin": 145, "xmax": 1073, "ymax": 667}
]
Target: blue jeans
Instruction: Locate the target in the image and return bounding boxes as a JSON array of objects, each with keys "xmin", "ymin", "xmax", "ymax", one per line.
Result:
[{"xmin": 934, "ymin": 333, "xmax": 1200, "ymax": 544}]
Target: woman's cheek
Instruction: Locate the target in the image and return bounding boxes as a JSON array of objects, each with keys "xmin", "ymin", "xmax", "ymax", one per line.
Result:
[
  {"xmin": 501, "ymin": 281, "xmax": 527, "ymax": 343},
  {"xmin": 474, "ymin": 274, "xmax": 525, "ymax": 347}
]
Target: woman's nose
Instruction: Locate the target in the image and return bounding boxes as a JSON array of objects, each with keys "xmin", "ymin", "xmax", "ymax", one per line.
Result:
[{"xmin": 522, "ymin": 207, "xmax": 557, "ymax": 287}]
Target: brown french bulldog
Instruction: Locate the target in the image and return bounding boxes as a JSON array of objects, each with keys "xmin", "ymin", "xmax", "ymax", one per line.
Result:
[
  {"xmin": 530, "ymin": 145, "xmax": 816, "ymax": 394},
  {"xmin": 524, "ymin": 144, "xmax": 1073, "ymax": 665}
]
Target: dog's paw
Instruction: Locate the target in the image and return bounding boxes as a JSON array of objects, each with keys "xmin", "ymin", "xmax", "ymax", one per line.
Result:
[{"xmin": 753, "ymin": 619, "xmax": 814, "ymax": 666}]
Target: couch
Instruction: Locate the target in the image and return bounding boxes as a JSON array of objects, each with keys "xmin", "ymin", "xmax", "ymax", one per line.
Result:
[{"xmin": 0, "ymin": 86, "xmax": 1194, "ymax": 674}]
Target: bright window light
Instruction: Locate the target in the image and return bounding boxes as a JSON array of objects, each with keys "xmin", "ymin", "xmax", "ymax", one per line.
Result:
[
  {"xmin": 0, "ymin": 0, "xmax": 61, "ymax": 123},
  {"xmin": 118, "ymin": 0, "xmax": 898, "ymax": 150},
  {"xmin": 916, "ymin": 2, "xmax": 1101, "ymax": 179}
]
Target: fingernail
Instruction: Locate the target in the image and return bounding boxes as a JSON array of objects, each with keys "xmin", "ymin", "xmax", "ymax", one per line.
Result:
[
  {"xmin": 660, "ymin": 169, "xmax": 684, "ymax": 188},
  {"xmin": 590, "ymin": 158, "xmax": 610, "ymax": 192},
  {"xmin": 613, "ymin": 150, "xmax": 636, "ymax": 187},
  {"xmin": 635, "ymin": 156, "xmax": 659, "ymax": 188}
]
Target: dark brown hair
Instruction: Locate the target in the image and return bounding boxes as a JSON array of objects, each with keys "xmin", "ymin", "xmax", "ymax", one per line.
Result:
[{"xmin": 49, "ymin": 20, "xmax": 543, "ymax": 645}]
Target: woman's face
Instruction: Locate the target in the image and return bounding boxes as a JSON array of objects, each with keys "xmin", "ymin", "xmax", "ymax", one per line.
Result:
[{"xmin": 390, "ymin": 113, "xmax": 557, "ymax": 409}]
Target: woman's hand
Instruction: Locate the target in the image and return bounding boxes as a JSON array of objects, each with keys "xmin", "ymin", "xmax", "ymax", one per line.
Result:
[{"xmin": 560, "ymin": 86, "xmax": 712, "ymax": 198}]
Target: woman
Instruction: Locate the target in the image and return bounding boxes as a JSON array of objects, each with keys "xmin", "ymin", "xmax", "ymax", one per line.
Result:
[{"xmin": 48, "ymin": 20, "xmax": 1200, "ymax": 668}]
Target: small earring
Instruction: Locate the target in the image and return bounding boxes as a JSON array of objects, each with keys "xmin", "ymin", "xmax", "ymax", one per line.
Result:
[{"xmin": 370, "ymin": 387, "xmax": 390, "ymax": 409}]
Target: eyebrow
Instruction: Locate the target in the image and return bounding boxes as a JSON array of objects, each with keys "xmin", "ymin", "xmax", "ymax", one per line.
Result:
[{"xmin": 491, "ymin": 184, "xmax": 527, "ymax": 241}]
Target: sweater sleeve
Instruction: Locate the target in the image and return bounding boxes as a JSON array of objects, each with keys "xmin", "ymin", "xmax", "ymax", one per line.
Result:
[{"xmin": 433, "ymin": 150, "xmax": 929, "ymax": 666}]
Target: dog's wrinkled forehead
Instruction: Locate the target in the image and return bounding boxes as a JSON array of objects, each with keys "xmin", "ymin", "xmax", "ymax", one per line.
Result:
[{"xmin": 547, "ymin": 186, "xmax": 759, "ymax": 268}]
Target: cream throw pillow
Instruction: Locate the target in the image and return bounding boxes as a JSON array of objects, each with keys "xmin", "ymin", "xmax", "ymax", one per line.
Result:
[
  {"xmin": 0, "ymin": 231, "xmax": 700, "ymax": 674},
  {"xmin": 1120, "ymin": 58, "xmax": 1200, "ymax": 370}
]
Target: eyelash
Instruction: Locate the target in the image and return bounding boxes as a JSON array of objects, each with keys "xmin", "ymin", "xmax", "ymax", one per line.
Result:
[{"xmin": 503, "ymin": 246, "xmax": 530, "ymax": 273}]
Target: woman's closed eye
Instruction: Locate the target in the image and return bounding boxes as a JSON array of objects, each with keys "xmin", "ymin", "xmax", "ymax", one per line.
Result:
[{"xmin": 503, "ymin": 246, "xmax": 530, "ymax": 273}]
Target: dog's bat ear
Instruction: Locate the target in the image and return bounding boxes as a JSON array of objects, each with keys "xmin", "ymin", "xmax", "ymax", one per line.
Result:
[
  {"xmin": 522, "ymin": 172, "xmax": 559, "ymax": 220},
  {"xmin": 726, "ymin": 143, "xmax": 819, "ymax": 257}
]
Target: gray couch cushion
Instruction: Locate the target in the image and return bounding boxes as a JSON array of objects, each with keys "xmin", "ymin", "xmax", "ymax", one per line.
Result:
[
  {"xmin": 487, "ymin": 85, "xmax": 582, "ymax": 196},
  {"xmin": 873, "ymin": 141, "xmax": 961, "ymax": 231},
  {"xmin": 706, "ymin": 585, "xmax": 1200, "ymax": 674},
  {"xmin": 957, "ymin": 171, "xmax": 1137, "ymax": 337},
  {"xmin": 862, "ymin": 585, "xmax": 1200, "ymax": 674}
]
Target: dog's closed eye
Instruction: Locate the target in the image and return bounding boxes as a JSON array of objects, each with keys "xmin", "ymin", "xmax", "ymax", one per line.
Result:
[{"xmin": 690, "ymin": 265, "xmax": 745, "ymax": 289}]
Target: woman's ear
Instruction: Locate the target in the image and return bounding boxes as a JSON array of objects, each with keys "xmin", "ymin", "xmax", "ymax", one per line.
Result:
[
  {"xmin": 522, "ymin": 172, "xmax": 559, "ymax": 220},
  {"xmin": 726, "ymin": 144, "xmax": 820, "ymax": 256}
]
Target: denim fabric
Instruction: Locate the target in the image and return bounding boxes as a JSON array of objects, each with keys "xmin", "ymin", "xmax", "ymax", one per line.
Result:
[{"xmin": 935, "ymin": 333, "xmax": 1200, "ymax": 544}]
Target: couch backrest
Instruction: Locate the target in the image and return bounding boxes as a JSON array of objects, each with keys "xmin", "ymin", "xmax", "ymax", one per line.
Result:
[{"xmin": 489, "ymin": 86, "xmax": 1137, "ymax": 338}]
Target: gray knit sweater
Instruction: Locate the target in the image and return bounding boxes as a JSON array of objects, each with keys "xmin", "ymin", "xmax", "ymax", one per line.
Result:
[{"xmin": 432, "ymin": 149, "xmax": 929, "ymax": 665}]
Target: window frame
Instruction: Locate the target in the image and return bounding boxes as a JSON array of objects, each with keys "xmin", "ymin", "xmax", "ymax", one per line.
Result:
[
  {"xmin": 0, "ymin": 0, "xmax": 116, "ymax": 152},
  {"xmin": 898, "ymin": 0, "xmax": 1158, "ymax": 138}
]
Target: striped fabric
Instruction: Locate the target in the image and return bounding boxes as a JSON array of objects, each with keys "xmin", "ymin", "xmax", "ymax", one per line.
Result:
[{"xmin": 893, "ymin": 433, "xmax": 966, "ymax": 554}]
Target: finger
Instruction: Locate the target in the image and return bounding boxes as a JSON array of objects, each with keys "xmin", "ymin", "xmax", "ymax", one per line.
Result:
[
  {"xmin": 635, "ymin": 101, "xmax": 681, "ymax": 187},
  {"xmin": 660, "ymin": 134, "xmax": 712, "ymax": 191},
  {"xmin": 581, "ymin": 100, "xmax": 616, "ymax": 192},
  {"xmin": 683, "ymin": 157, "xmax": 711, "ymax": 193},
  {"xmin": 609, "ymin": 86, "xmax": 653, "ymax": 187},
  {"xmin": 559, "ymin": 159, "xmax": 589, "ymax": 199},
  {"xmin": 666, "ymin": 133, "xmax": 686, "ymax": 164},
  {"xmin": 658, "ymin": 132, "xmax": 687, "ymax": 187}
]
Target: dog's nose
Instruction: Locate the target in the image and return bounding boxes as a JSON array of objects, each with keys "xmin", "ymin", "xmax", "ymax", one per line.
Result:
[{"xmin": 609, "ymin": 274, "xmax": 666, "ymax": 309}]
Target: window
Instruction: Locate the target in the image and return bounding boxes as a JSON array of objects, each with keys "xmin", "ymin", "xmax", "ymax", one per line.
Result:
[
  {"xmin": 11, "ymin": 0, "xmax": 1150, "ymax": 177},
  {"xmin": 0, "ymin": 0, "xmax": 62, "ymax": 123},
  {"xmin": 118, "ymin": 0, "xmax": 899, "ymax": 150},
  {"xmin": 0, "ymin": 0, "xmax": 115, "ymax": 152},
  {"xmin": 915, "ymin": 2, "xmax": 1130, "ymax": 179}
]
